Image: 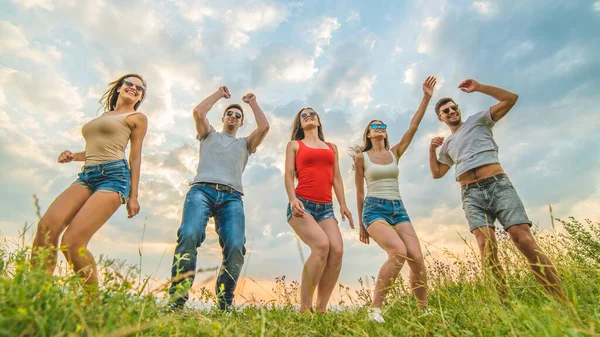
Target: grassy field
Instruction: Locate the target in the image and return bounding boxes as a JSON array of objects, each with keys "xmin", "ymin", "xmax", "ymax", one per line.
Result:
[{"xmin": 1, "ymin": 217, "xmax": 599, "ymax": 336}]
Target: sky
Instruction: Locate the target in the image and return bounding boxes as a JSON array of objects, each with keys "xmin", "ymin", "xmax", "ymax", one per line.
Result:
[{"xmin": 1, "ymin": 0, "xmax": 599, "ymax": 305}]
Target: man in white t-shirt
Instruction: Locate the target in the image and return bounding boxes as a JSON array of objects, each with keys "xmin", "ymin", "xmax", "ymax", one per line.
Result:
[{"xmin": 429, "ymin": 78, "xmax": 566, "ymax": 301}]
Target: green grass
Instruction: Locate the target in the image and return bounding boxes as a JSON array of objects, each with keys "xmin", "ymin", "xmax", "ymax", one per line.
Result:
[{"xmin": 1, "ymin": 217, "xmax": 599, "ymax": 336}]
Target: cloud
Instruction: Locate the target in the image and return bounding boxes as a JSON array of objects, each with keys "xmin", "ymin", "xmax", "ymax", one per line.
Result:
[
  {"xmin": 472, "ymin": 1, "xmax": 497, "ymax": 16},
  {"xmin": 10, "ymin": 0, "xmax": 53, "ymax": 11},
  {"xmin": 0, "ymin": 21, "xmax": 62, "ymax": 66},
  {"xmin": 347, "ymin": 11, "xmax": 360, "ymax": 24},
  {"xmin": 223, "ymin": 2, "xmax": 291, "ymax": 49},
  {"xmin": 307, "ymin": 17, "xmax": 341, "ymax": 57},
  {"xmin": 251, "ymin": 44, "xmax": 317, "ymax": 84}
]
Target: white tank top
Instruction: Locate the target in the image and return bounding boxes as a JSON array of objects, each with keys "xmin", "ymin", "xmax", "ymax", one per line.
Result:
[{"xmin": 363, "ymin": 150, "xmax": 401, "ymax": 200}]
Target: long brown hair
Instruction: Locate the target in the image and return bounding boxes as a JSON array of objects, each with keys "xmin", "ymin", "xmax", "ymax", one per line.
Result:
[
  {"xmin": 290, "ymin": 107, "xmax": 325, "ymax": 141},
  {"xmin": 98, "ymin": 73, "xmax": 147, "ymax": 112},
  {"xmin": 349, "ymin": 119, "xmax": 390, "ymax": 170}
]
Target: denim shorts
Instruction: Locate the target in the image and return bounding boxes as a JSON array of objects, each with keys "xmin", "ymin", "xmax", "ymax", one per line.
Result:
[
  {"xmin": 362, "ymin": 196, "xmax": 411, "ymax": 229},
  {"xmin": 461, "ymin": 174, "xmax": 532, "ymax": 232},
  {"xmin": 74, "ymin": 159, "xmax": 131, "ymax": 204},
  {"xmin": 286, "ymin": 196, "xmax": 337, "ymax": 223}
]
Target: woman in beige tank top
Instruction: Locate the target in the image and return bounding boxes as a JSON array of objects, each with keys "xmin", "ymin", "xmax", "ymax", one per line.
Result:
[
  {"xmin": 352, "ymin": 76, "xmax": 436, "ymax": 322},
  {"xmin": 31, "ymin": 74, "xmax": 148, "ymax": 293}
]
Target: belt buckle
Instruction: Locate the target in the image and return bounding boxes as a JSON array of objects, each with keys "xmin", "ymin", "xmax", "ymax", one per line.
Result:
[{"xmin": 215, "ymin": 183, "xmax": 229, "ymax": 192}]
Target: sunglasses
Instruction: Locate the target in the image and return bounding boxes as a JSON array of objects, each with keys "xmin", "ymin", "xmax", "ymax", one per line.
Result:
[
  {"xmin": 123, "ymin": 78, "xmax": 146, "ymax": 92},
  {"xmin": 370, "ymin": 123, "xmax": 387, "ymax": 130},
  {"xmin": 300, "ymin": 111, "xmax": 318, "ymax": 119},
  {"xmin": 226, "ymin": 110, "xmax": 243, "ymax": 119},
  {"xmin": 441, "ymin": 105, "xmax": 459, "ymax": 115}
]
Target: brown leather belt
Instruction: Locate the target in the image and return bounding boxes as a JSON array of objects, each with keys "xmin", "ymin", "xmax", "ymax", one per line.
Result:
[
  {"xmin": 462, "ymin": 173, "xmax": 507, "ymax": 189},
  {"xmin": 198, "ymin": 182, "xmax": 234, "ymax": 193}
]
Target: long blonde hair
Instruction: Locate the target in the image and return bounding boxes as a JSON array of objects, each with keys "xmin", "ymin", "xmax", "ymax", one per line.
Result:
[
  {"xmin": 290, "ymin": 107, "xmax": 325, "ymax": 141},
  {"xmin": 349, "ymin": 119, "xmax": 390, "ymax": 170},
  {"xmin": 98, "ymin": 73, "xmax": 147, "ymax": 112}
]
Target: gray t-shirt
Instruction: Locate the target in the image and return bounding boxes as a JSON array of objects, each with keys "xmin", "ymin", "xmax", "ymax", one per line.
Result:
[
  {"xmin": 191, "ymin": 125, "xmax": 252, "ymax": 193},
  {"xmin": 438, "ymin": 108, "xmax": 499, "ymax": 180}
]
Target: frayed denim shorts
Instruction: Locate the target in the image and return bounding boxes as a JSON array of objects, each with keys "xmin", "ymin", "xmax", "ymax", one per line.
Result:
[
  {"xmin": 362, "ymin": 196, "xmax": 411, "ymax": 229},
  {"xmin": 287, "ymin": 196, "xmax": 337, "ymax": 223},
  {"xmin": 74, "ymin": 159, "xmax": 131, "ymax": 204}
]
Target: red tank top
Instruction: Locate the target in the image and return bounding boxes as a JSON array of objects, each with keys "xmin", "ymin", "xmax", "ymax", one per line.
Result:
[{"xmin": 294, "ymin": 140, "xmax": 335, "ymax": 203}]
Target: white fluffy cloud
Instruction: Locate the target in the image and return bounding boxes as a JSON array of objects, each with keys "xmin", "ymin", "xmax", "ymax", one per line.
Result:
[
  {"xmin": 472, "ymin": 1, "xmax": 497, "ymax": 16},
  {"xmin": 307, "ymin": 17, "xmax": 341, "ymax": 57},
  {"xmin": 251, "ymin": 44, "xmax": 318, "ymax": 83},
  {"xmin": 0, "ymin": 21, "xmax": 62, "ymax": 66}
]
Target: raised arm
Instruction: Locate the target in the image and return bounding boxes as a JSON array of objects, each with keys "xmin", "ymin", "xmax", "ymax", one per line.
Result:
[
  {"xmin": 243, "ymin": 93, "xmax": 270, "ymax": 152},
  {"xmin": 391, "ymin": 76, "xmax": 436, "ymax": 159},
  {"xmin": 458, "ymin": 79, "xmax": 518, "ymax": 122},
  {"xmin": 332, "ymin": 144, "xmax": 354, "ymax": 229},
  {"xmin": 193, "ymin": 86, "xmax": 230, "ymax": 139},
  {"xmin": 354, "ymin": 153, "xmax": 369, "ymax": 244},
  {"xmin": 429, "ymin": 137, "xmax": 450, "ymax": 179},
  {"xmin": 126, "ymin": 113, "xmax": 148, "ymax": 218}
]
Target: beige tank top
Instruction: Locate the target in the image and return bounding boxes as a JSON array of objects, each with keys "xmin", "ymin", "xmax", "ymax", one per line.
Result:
[
  {"xmin": 82, "ymin": 112, "xmax": 138, "ymax": 165},
  {"xmin": 364, "ymin": 150, "xmax": 401, "ymax": 200}
]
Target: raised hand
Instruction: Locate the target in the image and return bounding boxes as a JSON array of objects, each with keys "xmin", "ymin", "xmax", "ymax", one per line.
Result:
[
  {"xmin": 58, "ymin": 150, "xmax": 75, "ymax": 163},
  {"xmin": 430, "ymin": 136, "xmax": 445, "ymax": 151},
  {"xmin": 242, "ymin": 93, "xmax": 257, "ymax": 104},
  {"xmin": 359, "ymin": 225, "xmax": 370, "ymax": 244},
  {"xmin": 458, "ymin": 79, "xmax": 480, "ymax": 93},
  {"xmin": 341, "ymin": 205, "xmax": 355, "ymax": 229},
  {"xmin": 422, "ymin": 76, "xmax": 437, "ymax": 97},
  {"xmin": 218, "ymin": 86, "xmax": 231, "ymax": 99},
  {"xmin": 127, "ymin": 198, "xmax": 140, "ymax": 218}
]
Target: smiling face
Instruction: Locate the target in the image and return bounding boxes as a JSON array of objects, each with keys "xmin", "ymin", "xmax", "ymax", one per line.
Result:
[
  {"xmin": 117, "ymin": 77, "xmax": 145, "ymax": 104},
  {"xmin": 367, "ymin": 120, "xmax": 387, "ymax": 141},
  {"xmin": 437, "ymin": 100, "xmax": 462, "ymax": 126},
  {"xmin": 299, "ymin": 108, "xmax": 320, "ymax": 130},
  {"xmin": 221, "ymin": 103, "xmax": 244, "ymax": 132}
]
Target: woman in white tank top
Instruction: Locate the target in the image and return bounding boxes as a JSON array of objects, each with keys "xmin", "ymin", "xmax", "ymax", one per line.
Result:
[
  {"xmin": 31, "ymin": 74, "xmax": 148, "ymax": 294},
  {"xmin": 352, "ymin": 76, "xmax": 436, "ymax": 322}
]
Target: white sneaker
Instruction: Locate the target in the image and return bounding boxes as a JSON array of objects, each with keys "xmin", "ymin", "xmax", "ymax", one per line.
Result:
[
  {"xmin": 422, "ymin": 307, "xmax": 434, "ymax": 316},
  {"xmin": 368, "ymin": 307, "xmax": 385, "ymax": 323}
]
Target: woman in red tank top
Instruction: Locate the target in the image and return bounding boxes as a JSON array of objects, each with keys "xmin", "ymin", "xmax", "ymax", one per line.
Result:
[{"xmin": 284, "ymin": 107, "xmax": 354, "ymax": 313}]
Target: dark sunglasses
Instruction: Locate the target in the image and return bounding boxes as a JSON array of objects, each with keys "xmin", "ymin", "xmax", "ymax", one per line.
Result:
[
  {"xmin": 123, "ymin": 78, "xmax": 146, "ymax": 92},
  {"xmin": 300, "ymin": 111, "xmax": 318, "ymax": 119},
  {"xmin": 226, "ymin": 110, "xmax": 243, "ymax": 119},
  {"xmin": 441, "ymin": 105, "xmax": 459, "ymax": 114},
  {"xmin": 370, "ymin": 123, "xmax": 387, "ymax": 130}
]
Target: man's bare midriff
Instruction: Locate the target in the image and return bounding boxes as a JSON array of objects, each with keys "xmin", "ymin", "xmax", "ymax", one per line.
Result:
[{"xmin": 458, "ymin": 163, "xmax": 505, "ymax": 186}]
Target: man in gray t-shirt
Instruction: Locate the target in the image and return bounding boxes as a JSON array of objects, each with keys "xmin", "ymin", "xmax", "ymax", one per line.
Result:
[
  {"xmin": 169, "ymin": 86, "xmax": 270, "ymax": 311},
  {"xmin": 429, "ymin": 79, "xmax": 566, "ymax": 301}
]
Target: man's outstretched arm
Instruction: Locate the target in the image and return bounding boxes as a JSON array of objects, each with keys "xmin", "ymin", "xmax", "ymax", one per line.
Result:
[{"xmin": 459, "ymin": 79, "xmax": 518, "ymax": 122}]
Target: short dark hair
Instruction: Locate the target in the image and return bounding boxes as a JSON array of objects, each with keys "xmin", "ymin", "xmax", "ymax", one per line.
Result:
[
  {"xmin": 435, "ymin": 97, "xmax": 456, "ymax": 115},
  {"xmin": 223, "ymin": 103, "xmax": 244, "ymax": 121}
]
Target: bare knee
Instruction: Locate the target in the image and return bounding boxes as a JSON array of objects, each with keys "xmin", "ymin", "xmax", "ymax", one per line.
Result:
[
  {"xmin": 60, "ymin": 231, "xmax": 88, "ymax": 252},
  {"xmin": 35, "ymin": 216, "xmax": 65, "ymax": 245},
  {"xmin": 328, "ymin": 244, "xmax": 343, "ymax": 263},
  {"xmin": 510, "ymin": 231, "xmax": 537, "ymax": 251},
  {"xmin": 311, "ymin": 239, "xmax": 330, "ymax": 260},
  {"xmin": 388, "ymin": 247, "xmax": 407, "ymax": 265}
]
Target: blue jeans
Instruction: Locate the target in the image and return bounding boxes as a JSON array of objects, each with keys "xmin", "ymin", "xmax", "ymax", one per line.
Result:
[
  {"xmin": 73, "ymin": 159, "xmax": 131, "ymax": 204},
  {"xmin": 169, "ymin": 183, "xmax": 246, "ymax": 310}
]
